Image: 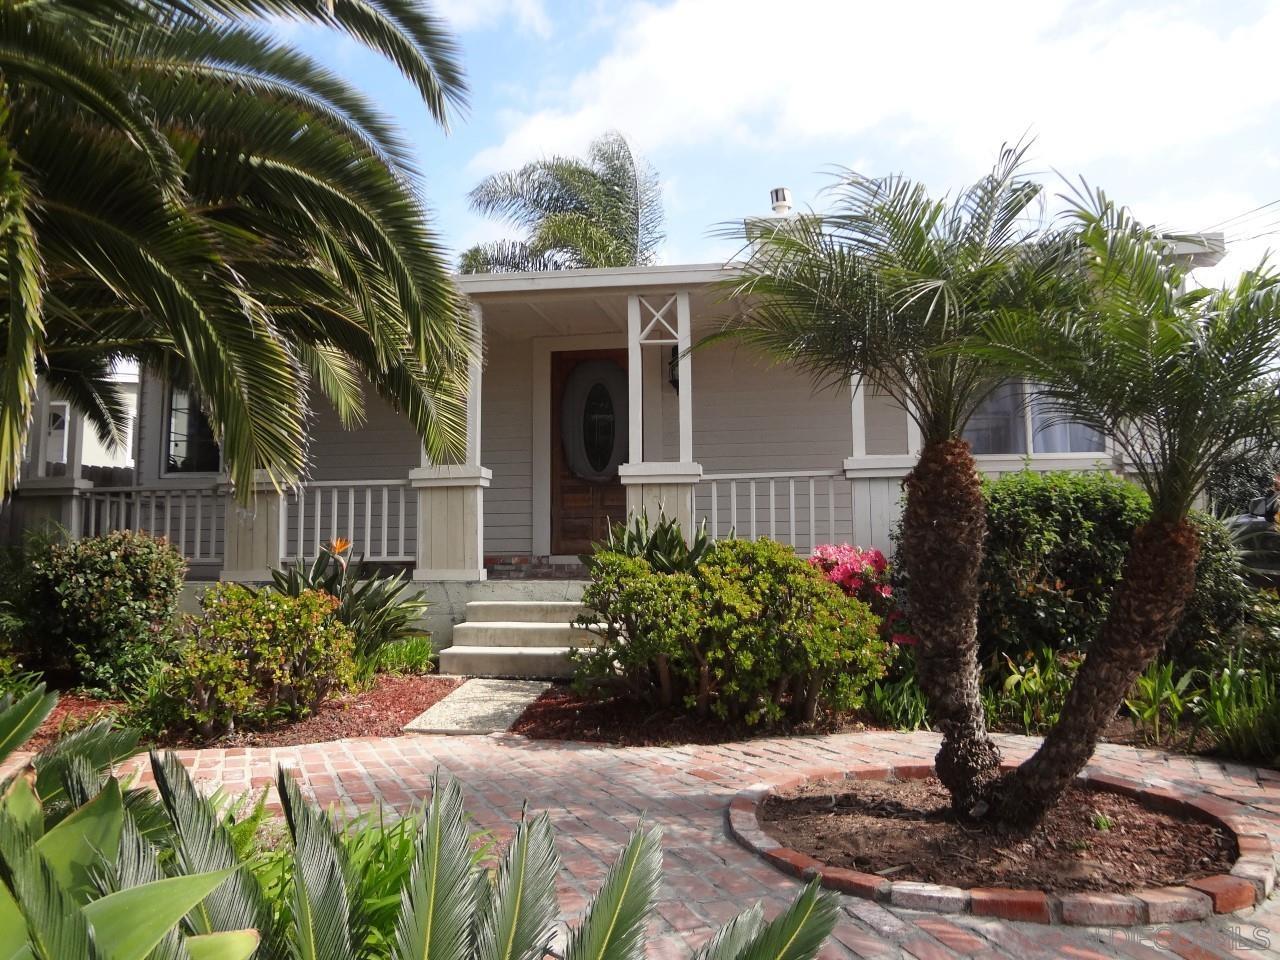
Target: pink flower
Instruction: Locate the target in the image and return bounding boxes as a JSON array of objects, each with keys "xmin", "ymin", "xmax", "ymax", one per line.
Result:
[{"xmin": 891, "ymin": 633, "xmax": 918, "ymax": 647}]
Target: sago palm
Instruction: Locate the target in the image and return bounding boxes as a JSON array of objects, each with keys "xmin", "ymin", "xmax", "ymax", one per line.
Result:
[
  {"xmin": 719, "ymin": 145, "xmax": 1067, "ymax": 813},
  {"xmin": 0, "ymin": 0, "xmax": 473, "ymax": 498},
  {"xmin": 974, "ymin": 189, "xmax": 1280, "ymax": 823},
  {"xmin": 0, "ymin": 690, "xmax": 840, "ymax": 960},
  {"xmin": 460, "ymin": 131, "xmax": 664, "ymax": 273}
]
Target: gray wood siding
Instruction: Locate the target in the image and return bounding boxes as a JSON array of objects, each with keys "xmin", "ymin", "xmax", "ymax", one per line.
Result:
[
  {"xmin": 303, "ymin": 387, "xmax": 420, "ymax": 481},
  {"xmin": 481, "ymin": 338, "xmax": 534, "ymax": 554},
  {"xmin": 660, "ymin": 341, "xmax": 855, "ymax": 471}
]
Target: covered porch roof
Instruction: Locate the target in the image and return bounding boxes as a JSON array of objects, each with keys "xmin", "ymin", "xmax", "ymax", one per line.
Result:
[{"xmin": 456, "ymin": 262, "xmax": 738, "ymax": 339}]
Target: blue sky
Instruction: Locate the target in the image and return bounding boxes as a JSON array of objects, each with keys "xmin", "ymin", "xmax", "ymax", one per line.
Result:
[{"xmin": 290, "ymin": 0, "xmax": 1280, "ymax": 284}]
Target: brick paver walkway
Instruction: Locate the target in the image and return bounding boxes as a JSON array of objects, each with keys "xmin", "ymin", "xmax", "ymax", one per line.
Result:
[{"xmin": 115, "ymin": 732, "xmax": 1280, "ymax": 958}]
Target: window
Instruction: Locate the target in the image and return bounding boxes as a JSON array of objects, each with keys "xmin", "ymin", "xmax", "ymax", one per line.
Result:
[
  {"xmin": 167, "ymin": 386, "xmax": 220, "ymax": 473},
  {"xmin": 963, "ymin": 381, "xmax": 1105, "ymax": 456},
  {"xmin": 46, "ymin": 403, "xmax": 68, "ymax": 464},
  {"xmin": 963, "ymin": 382, "xmax": 1026, "ymax": 455}
]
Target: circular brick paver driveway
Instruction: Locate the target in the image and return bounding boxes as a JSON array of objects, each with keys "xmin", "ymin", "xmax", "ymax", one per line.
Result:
[{"xmin": 126, "ymin": 731, "xmax": 1280, "ymax": 959}]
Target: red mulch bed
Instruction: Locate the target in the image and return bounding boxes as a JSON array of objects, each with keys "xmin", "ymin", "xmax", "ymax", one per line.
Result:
[
  {"xmin": 510, "ymin": 684, "xmax": 867, "ymax": 746},
  {"xmin": 760, "ymin": 776, "xmax": 1235, "ymax": 893},
  {"xmin": 208, "ymin": 674, "xmax": 463, "ymax": 748},
  {"xmin": 25, "ymin": 693, "xmax": 127, "ymax": 752},
  {"xmin": 25, "ymin": 675, "xmax": 462, "ymax": 752}
]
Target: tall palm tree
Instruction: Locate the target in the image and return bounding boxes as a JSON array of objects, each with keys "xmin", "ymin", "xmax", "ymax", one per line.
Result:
[
  {"xmin": 719, "ymin": 145, "xmax": 1066, "ymax": 814},
  {"xmin": 975, "ymin": 190, "xmax": 1280, "ymax": 824},
  {"xmin": 460, "ymin": 131, "xmax": 664, "ymax": 273},
  {"xmin": 0, "ymin": 0, "xmax": 472, "ymax": 498}
]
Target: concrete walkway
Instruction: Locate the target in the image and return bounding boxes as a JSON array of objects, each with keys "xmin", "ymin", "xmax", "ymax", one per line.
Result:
[
  {"xmin": 110, "ymin": 732, "xmax": 1280, "ymax": 958},
  {"xmin": 402, "ymin": 678, "xmax": 549, "ymax": 734}
]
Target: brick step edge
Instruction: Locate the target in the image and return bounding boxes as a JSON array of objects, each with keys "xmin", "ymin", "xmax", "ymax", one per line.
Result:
[{"xmin": 725, "ymin": 763, "xmax": 1274, "ymax": 927}]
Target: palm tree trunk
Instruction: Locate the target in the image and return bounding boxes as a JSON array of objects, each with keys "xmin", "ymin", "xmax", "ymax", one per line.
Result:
[
  {"xmin": 900, "ymin": 438, "xmax": 1001, "ymax": 814},
  {"xmin": 989, "ymin": 518, "xmax": 1201, "ymax": 826}
]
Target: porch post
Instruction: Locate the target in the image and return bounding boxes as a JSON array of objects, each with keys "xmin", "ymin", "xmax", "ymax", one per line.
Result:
[
  {"xmin": 15, "ymin": 380, "xmax": 92, "ymax": 537},
  {"xmin": 619, "ymin": 292, "xmax": 702, "ymax": 533},
  {"xmin": 220, "ymin": 472, "xmax": 285, "ymax": 582},
  {"xmin": 410, "ymin": 300, "xmax": 489, "ymax": 581}
]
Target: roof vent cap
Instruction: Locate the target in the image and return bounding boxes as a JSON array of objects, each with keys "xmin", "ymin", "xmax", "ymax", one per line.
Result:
[{"xmin": 770, "ymin": 187, "xmax": 793, "ymax": 216}]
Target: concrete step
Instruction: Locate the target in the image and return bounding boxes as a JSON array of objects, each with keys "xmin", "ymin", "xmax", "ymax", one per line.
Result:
[
  {"xmin": 466, "ymin": 579, "xmax": 586, "ymax": 602},
  {"xmin": 450, "ymin": 621, "xmax": 599, "ymax": 648},
  {"xmin": 438, "ymin": 645, "xmax": 576, "ymax": 679},
  {"xmin": 464, "ymin": 600, "xmax": 586, "ymax": 623}
]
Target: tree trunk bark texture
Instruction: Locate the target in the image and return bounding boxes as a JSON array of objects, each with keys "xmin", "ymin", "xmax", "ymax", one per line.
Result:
[
  {"xmin": 990, "ymin": 518, "xmax": 1201, "ymax": 826},
  {"xmin": 900, "ymin": 439, "xmax": 1002, "ymax": 814}
]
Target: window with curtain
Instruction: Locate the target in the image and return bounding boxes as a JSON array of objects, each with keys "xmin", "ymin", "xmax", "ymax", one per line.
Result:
[
  {"xmin": 167, "ymin": 386, "xmax": 220, "ymax": 473},
  {"xmin": 963, "ymin": 381, "xmax": 1027, "ymax": 455},
  {"xmin": 1029, "ymin": 393, "xmax": 1106, "ymax": 454},
  {"xmin": 962, "ymin": 381, "xmax": 1106, "ymax": 455}
]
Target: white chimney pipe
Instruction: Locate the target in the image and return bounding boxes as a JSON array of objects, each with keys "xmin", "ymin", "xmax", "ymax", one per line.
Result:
[{"xmin": 770, "ymin": 187, "xmax": 793, "ymax": 216}]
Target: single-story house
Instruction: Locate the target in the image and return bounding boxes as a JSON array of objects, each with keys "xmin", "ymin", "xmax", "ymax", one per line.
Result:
[{"xmin": 1, "ymin": 238, "xmax": 1224, "ymax": 674}]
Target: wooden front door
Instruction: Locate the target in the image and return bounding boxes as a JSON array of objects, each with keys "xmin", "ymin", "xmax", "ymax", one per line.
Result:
[{"xmin": 551, "ymin": 350, "xmax": 628, "ymax": 555}]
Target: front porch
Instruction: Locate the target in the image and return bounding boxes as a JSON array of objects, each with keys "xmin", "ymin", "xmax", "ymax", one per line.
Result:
[{"xmin": 2, "ymin": 263, "xmax": 1118, "ymax": 602}]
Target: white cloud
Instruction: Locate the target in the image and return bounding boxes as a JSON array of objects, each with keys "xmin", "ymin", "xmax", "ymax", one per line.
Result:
[
  {"xmin": 434, "ymin": 0, "xmax": 551, "ymax": 37},
  {"xmin": 470, "ymin": 0, "xmax": 1280, "ymax": 177}
]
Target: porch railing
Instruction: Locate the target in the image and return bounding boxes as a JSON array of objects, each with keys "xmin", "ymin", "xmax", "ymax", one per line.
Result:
[
  {"xmin": 78, "ymin": 486, "xmax": 224, "ymax": 562},
  {"xmin": 283, "ymin": 480, "xmax": 415, "ymax": 563},
  {"xmin": 694, "ymin": 470, "xmax": 852, "ymax": 554}
]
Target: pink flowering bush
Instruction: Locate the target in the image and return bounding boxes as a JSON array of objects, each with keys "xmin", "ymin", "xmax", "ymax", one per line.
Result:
[{"xmin": 810, "ymin": 544, "xmax": 914, "ymax": 646}]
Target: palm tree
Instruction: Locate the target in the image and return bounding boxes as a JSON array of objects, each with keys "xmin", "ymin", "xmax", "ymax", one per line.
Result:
[
  {"xmin": 974, "ymin": 190, "xmax": 1280, "ymax": 824},
  {"xmin": 719, "ymin": 145, "xmax": 1069, "ymax": 814},
  {"xmin": 0, "ymin": 688, "xmax": 840, "ymax": 960},
  {"xmin": 1, "ymin": 0, "xmax": 473, "ymax": 498},
  {"xmin": 460, "ymin": 131, "xmax": 664, "ymax": 273}
]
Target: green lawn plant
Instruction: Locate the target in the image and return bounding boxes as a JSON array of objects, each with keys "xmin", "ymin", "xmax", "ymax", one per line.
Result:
[
  {"xmin": 272, "ymin": 539, "xmax": 431, "ymax": 682},
  {"xmin": 588, "ymin": 510, "xmax": 711, "ymax": 574},
  {"xmin": 1124, "ymin": 661, "xmax": 1201, "ymax": 745},
  {"xmin": 0, "ymin": 689, "xmax": 840, "ymax": 960},
  {"xmin": 1193, "ymin": 656, "xmax": 1280, "ymax": 766}
]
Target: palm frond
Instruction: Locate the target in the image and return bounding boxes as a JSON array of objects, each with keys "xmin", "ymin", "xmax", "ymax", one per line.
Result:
[
  {"xmin": 474, "ymin": 810, "xmax": 559, "ymax": 960},
  {"xmin": 562, "ymin": 826, "xmax": 661, "ymax": 960},
  {"xmin": 392, "ymin": 775, "xmax": 476, "ymax": 960}
]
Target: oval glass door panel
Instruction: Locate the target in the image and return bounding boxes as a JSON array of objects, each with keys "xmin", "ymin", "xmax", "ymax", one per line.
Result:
[
  {"xmin": 561, "ymin": 360, "xmax": 628, "ymax": 482},
  {"xmin": 583, "ymin": 383, "xmax": 615, "ymax": 472}
]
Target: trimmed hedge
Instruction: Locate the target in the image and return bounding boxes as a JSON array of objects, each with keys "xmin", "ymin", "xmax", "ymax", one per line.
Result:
[{"xmin": 975, "ymin": 470, "xmax": 1250, "ymax": 671}]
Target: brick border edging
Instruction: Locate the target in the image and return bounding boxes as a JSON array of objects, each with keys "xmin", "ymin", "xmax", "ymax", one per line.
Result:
[{"xmin": 726, "ymin": 763, "xmax": 1276, "ymax": 926}]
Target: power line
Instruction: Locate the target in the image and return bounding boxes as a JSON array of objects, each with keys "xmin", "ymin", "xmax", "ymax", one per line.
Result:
[{"xmin": 1200, "ymin": 199, "xmax": 1280, "ymax": 233}]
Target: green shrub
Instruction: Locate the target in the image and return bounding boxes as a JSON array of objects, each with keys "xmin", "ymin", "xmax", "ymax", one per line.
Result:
[
  {"xmin": 26, "ymin": 529, "xmax": 186, "ymax": 694},
  {"xmin": 0, "ymin": 688, "xmax": 840, "ymax": 960},
  {"xmin": 978, "ymin": 471, "xmax": 1148, "ymax": 667},
  {"xmin": 1124, "ymin": 660, "xmax": 1201, "ymax": 744},
  {"xmin": 574, "ymin": 537, "xmax": 889, "ymax": 727},
  {"xmin": 971, "ymin": 470, "xmax": 1251, "ymax": 672},
  {"xmin": 271, "ymin": 539, "xmax": 430, "ymax": 681},
  {"xmin": 150, "ymin": 583, "xmax": 356, "ymax": 738}
]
